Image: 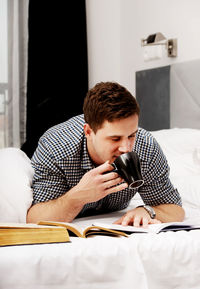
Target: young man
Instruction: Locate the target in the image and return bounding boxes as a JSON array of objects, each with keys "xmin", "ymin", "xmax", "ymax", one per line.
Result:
[{"xmin": 27, "ymin": 82, "xmax": 185, "ymax": 226}]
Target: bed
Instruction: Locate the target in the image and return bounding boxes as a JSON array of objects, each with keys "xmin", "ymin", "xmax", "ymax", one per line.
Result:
[
  {"xmin": 1, "ymin": 60, "xmax": 200, "ymax": 289},
  {"xmin": 0, "ymin": 129, "xmax": 200, "ymax": 289}
]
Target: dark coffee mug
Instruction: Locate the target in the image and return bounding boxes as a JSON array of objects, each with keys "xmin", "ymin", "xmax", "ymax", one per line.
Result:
[{"xmin": 112, "ymin": 152, "xmax": 144, "ymax": 189}]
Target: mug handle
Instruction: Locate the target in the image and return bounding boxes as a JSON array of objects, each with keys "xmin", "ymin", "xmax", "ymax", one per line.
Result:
[{"xmin": 111, "ymin": 163, "xmax": 119, "ymax": 173}]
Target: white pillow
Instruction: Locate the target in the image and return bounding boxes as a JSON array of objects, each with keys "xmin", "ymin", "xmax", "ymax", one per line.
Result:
[
  {"xmin": 151, "ymin": 128, "xmax": 200, "ymax": 179},
  {"xmin": 171, "ymin": 175, "xmax": 200, "ymax": 210},
  {"xmin": 0, "ymin": 148, "xmax": 33, "ymax": 223},
  {"xmin": 151, "ymin": 128, "xmax": 200, "ymax": 209}
]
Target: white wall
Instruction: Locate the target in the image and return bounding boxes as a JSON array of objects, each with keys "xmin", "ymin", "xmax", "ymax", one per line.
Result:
[
  {"xmin": 86, "ymin": 0, "xmax": 200, "ymax": 95},
  {"xmin": 0, "ymin": 0, "xmax": 8, "ymax": 83},
  {"xmin": 86, "ymin": 0, "xmax": 121, "ymax": 86}
]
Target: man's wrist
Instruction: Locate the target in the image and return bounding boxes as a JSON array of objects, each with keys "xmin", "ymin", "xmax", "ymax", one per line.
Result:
[
  {"xmin": 65, "ymin": 187, "xmax": 85, "ymax": 209},
  {"xmin": 61, "ymin": 187, "xmax": 85, "ymax": 220},
  {"xmin": 137, "ymin": 205, "xmax": 156, "ymax": 219}
]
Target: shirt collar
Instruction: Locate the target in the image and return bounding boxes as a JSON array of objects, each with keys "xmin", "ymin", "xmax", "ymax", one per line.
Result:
[{"xmin": 81, "ymin": 136, "xmax": 94, "ymax": 171}]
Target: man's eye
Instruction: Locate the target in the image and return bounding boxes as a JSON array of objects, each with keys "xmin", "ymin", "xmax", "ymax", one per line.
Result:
[
  {"xmin": 112, "ymin": 138, "xmax": 120, "ymax": 142},
  {"xmin": 128, "ymin": 135, "xmax": 136, "ymax": 139}
]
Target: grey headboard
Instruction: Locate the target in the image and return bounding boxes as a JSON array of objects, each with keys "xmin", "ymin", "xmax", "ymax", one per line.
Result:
[{"xmin": 136, "ymin": 59, "xmax": 200, "ymax": 130}]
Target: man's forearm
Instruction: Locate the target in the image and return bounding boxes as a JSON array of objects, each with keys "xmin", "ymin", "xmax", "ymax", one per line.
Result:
[
  {"xmin": 153, "ymin": 204, "xmax": 185, "ymax": 223},
  {"xmin": 27, "ymin": 162, "xmax": 127, "ymax": 224},
  {"xmin": 26, "ymin": 189, "xmax": 84, "ymax": 224}
]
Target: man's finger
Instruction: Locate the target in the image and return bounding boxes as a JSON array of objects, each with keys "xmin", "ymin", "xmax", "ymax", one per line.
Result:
[
  {"xmin": 102, "ymin": 172, "xmax": 121, "ymax": 182},
  {"xmin": 95, "ymin": 161, "xmax": 113, "ymax": 174},
  {"xmin": 149, "ymin": 218, "xmax": 161, "ymax": 224},
  {"xmin": 122, "ymin": 214, "xmax": 132, "ymax": 226},
  {"xmin": 140, "ymin": 217, "xmax": 149, "ymax": 228},
  {"xmin": 113, "ymin": 217, "xmax": 123, "ymax": 225},
  {"xmin": 105, "ymin": 182, "xmax": 128, "ymax": 195},
  {"xmin": 133, "ymin": 215, "xmax": 142, "ymax": 227}
]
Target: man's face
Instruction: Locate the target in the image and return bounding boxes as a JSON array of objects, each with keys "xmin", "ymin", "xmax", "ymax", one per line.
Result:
[{"xmin": 84, "ymin": 114, "xmax": 139, "ymax": 165}]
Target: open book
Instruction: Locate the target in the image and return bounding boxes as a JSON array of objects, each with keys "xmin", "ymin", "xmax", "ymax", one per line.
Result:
[
  {"xmin": 38, "ymin": 220, "xmax": 200, "ymax": 238},
  {"xmin": 0, "ymin": 222, "xmax": 70, "ymax": 246},
  {"xmin": 2, "ymin": 220, "xmax": 200, "ymax": 246},
  {"xmin": 38, "ymin": 221, "xmax": 128, "ymax": 238}
]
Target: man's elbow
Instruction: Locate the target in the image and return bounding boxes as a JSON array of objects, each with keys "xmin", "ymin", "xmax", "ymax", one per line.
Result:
[
  {"xmin": 176, "ymin": 205, "xmax": 185, "ymax": 221},
  {"xmin": 26, "ymin": 203, "xmax": 39, "ymax": 224}
]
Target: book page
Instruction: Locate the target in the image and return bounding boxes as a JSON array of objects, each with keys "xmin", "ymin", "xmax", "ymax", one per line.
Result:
[
  {"xmin": 38, "ymin": 221, "xmax": 87, "ymax": 237},
  {"xmin": 150, "ymin": 221, "xmax": 200, "ymax": 233},
  {"xmin": 92, "ymin": 221, "xmax": 200, "ymax": 234},
  {"xmin": 0, "ymin": 222, "xmax": 63, "ymax": 230},
  {"xmin": 92, "ymin": 222, "xmax": 149, "ymax": 233}
]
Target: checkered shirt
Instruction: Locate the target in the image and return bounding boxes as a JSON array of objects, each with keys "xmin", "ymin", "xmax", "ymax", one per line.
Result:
[{"xmin": 31, "ymin": 114, "xmax": 182, "ymax": 217}]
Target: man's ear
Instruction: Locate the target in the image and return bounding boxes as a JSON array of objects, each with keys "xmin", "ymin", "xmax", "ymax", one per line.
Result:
[{"xmin": 84, "ymin": 123, "xmax": 92, "ymax": 137}]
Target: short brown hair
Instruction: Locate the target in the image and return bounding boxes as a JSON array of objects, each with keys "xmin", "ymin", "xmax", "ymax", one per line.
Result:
[{"xmin": 83, "ymin": 82, "xmax": 140, "ymax": 132}]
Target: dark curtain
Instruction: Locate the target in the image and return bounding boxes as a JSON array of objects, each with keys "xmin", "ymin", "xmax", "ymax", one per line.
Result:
[{"xmin": 21, "ymin": 1, "xmax": 88, "ymax": 158}]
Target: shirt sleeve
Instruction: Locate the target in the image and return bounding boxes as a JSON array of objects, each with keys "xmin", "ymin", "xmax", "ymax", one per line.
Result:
[
  {"xmin": 138, "ymin": 137, "xmax": 182, "ymax": 207},
  {"xmin": 31, "ymin": 139, "xmax": 69, "ymax": 204}
]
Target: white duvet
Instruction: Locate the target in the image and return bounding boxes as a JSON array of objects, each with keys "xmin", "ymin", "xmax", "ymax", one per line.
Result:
[{"xmin": 1, "ymin": 207, "xmax": 200, "ymax": 289}]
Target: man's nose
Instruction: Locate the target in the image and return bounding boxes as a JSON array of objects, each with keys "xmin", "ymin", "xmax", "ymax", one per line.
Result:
[{"xmin": 118, "ymin": 139, "xmax": 131, "ymax": 153}]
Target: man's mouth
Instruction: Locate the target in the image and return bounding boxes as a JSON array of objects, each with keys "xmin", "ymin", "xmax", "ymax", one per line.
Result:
[
  {"xmin": 112, "ymin": 155, "xmax": 121, "ymax": 162},
  {"xmin": 113, "ymin": 153, "xmax": 123, "ymax": 158}
]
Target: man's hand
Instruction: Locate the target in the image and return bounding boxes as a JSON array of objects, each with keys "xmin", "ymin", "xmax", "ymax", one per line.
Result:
[
  {"xmin": 71, "ymin": 161, "xmax": 128, "ymax": 206},
  {"xmin": 114, "ymin": 207, "xmax": 161, "ymax": 228},
  {"xmin": 27, "ymin": 161, "xmax": 128, "ymax": 224}
]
